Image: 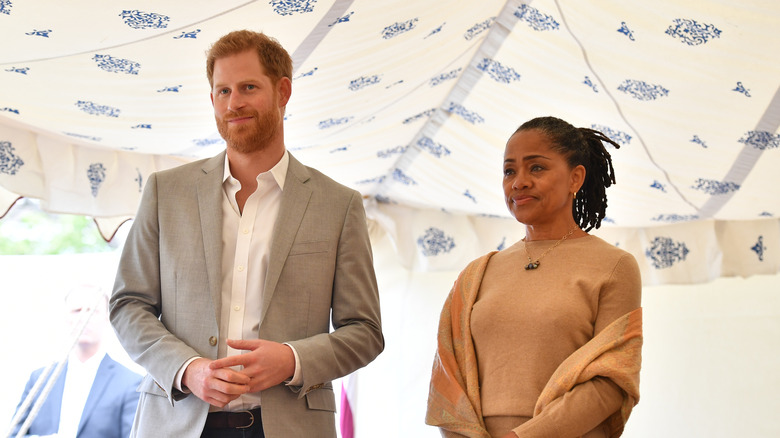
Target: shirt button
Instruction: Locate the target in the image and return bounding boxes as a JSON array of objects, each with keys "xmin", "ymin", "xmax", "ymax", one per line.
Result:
[
  {"xmin": 237, "ymin": 265, "xmax": 244, "ymax": 272},
  {"xmin": 233, "ymin": 305, "xmax": 240, "ymax": 311},
  {"xmin": 243, "ymin": 229, "xmax": 249, "ymax": 234},
  {"xmin": 209, "ymin": 336, "xmax": 217, "ymax": 346}
]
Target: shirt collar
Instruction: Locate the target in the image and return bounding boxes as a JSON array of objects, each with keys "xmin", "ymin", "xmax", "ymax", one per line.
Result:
[
  {"xmin": 223, "ymin": 150, "xmax": 289, "ymax": 190},
  {"xmin": 68, "ymin": 349, "xmax": 106, "ymax": 371}
]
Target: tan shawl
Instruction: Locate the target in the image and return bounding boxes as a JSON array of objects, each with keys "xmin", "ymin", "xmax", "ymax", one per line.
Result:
[{"xmin": 426, "ymin": 252, "xmax": 642, "ymax": 438}]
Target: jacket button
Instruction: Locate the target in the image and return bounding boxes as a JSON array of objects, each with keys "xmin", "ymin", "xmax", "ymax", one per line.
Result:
[{"xmin": 209, "ymin": 336, "xmax": 217, "ymax": 346}]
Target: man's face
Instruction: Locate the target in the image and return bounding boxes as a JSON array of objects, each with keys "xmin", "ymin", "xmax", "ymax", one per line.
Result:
[
  {"xmin": 64, "ymin": 287, "xmax": 107, "ymax": 348},
  {"xmin": 210, "ymin": 50, "xmax": 288, "ymax": 153}
]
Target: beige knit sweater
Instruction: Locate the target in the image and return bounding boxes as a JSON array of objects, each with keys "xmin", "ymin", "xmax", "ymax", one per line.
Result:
[{"xmin": 470, "ymin": 235, "xmax": 641, "ymax": 437}]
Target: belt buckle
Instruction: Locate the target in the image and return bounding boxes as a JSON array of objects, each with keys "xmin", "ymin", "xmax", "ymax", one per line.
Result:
[{"xmin": 236, "ymin": 410, "xmax": 254, "ymax": 429}]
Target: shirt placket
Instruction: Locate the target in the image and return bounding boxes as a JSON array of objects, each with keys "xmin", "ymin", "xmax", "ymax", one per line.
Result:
[{"xmin": 228, "ymin": 195, "xmax": 257, "ymax": 359}]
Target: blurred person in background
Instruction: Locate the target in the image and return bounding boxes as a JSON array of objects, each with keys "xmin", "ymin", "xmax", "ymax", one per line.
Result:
[{"xmin": 11, "ymin": 284, "xmax": 141, "ymax": 438}]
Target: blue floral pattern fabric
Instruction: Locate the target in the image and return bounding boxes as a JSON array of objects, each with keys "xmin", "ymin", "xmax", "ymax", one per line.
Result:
[{"xmin": 0, "ymin": 0, "xmax": 777, "ymax": 281}]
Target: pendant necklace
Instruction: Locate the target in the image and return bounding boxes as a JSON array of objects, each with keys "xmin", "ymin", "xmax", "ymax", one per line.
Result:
[{"xmin": 522, "ymin": 228, "xmax": 575, "ymax": 270}]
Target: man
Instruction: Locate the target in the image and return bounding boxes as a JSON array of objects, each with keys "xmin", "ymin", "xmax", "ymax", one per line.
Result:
[
  {"xmin": 12, "ymin": 285, "xmax": 141, "ymax": 438},
  {"xmin": 109, "ymin": 30, "xmax": 384, "ymax": 437}
]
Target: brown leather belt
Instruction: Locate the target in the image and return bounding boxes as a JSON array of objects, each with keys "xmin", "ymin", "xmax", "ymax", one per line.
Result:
[{"xmin": 205, "ymin": 408, "xmax": 261, "ymax": 429}]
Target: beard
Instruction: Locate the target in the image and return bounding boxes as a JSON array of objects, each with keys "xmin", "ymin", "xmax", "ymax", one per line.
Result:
[{"xmin": 216, "ymin": 105, "xmax": 282, "ymax": 154}]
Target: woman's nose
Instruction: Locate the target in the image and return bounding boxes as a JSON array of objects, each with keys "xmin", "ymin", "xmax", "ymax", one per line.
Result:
[{"xmin": 511, "ymin": 173, "xmax": 528, "ymax": 190}]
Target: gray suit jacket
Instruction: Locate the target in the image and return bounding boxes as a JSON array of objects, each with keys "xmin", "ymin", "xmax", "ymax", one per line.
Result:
[{"xmin": 110, "ymin": 152, "xmax": 383, "ymax": 437}]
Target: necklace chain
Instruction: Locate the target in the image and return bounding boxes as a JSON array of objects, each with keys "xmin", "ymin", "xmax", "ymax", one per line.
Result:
[{"xmin": 522, "ymin": 228, "xmax": 575, "ymax": 270}]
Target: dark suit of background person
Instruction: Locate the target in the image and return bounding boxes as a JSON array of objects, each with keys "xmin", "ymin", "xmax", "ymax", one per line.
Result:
[
  {"xmin": 109, "ymin": 30, "xmax": 383, "ymax": 437},
  {"xmin": 12, "ymin": 285, "xmax": 141, "ymax": 438},
  {"xmin": 13, "ymin": 356, "xmax": 141, "ymax": 438}
]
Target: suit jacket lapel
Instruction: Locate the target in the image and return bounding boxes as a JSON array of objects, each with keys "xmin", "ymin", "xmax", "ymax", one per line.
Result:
[
  {"xmin": 77, "ymin": 355, "xmax": 112, "ymax": 436},
  {"xmin": 261, "ymin": 154, "xmax": 312, "ymax": 325},
  {"xmin": 197, "ymin": 152, "xmax": 226, "ymax": 327}
]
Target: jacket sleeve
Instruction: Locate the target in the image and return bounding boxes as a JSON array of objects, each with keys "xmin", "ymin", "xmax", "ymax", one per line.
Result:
[
  {"xmin": 287, "ymin": 190, "xmax": 384, "ymax": 396},
  {"xmin": 109, "ymin": 172, "xmax": 203, "ymax": 404}
]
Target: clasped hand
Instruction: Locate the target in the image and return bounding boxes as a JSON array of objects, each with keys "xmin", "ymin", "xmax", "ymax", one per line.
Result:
[{"xmin": 182, "ymin": 339, "xmax": 295, "ymax": 407}]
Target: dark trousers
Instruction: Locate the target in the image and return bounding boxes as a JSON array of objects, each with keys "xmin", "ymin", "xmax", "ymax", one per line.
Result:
[
  {"xmin": 201, "ymin": 427, "xmax": 264, "ymax": 438},
  {"xmin": 201, "ymin": 408, "xmax": 264, "ymax": 438}
]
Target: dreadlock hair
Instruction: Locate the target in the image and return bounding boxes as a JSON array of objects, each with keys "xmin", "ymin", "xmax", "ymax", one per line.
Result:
[{"xmin": 515, "ymin": 116, "xmax": 621, "ymax": 232}]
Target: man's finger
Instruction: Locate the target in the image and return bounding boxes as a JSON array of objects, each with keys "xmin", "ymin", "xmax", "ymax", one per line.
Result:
[
  {"xmin": 209, "ymin": 355, "xmax": 249, "ymax": 370},
  {"xmin": 212, "ymin": 367, "xmax": 251, "ymax": 385},
  {"xmin": 209, "ymin": 380, "xmax": 249, "ymax": 396},
  {"xmin": 225, "ymin": 338, "xmax": 262, "ymax": 350}
]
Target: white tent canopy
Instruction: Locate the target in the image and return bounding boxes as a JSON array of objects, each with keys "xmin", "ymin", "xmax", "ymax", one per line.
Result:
[
  {"xmin": 1, "ymin": 0, "xmax": 779, "ymax": 284},
  {"xmin": 3, "ymin": 3, "xmax": 780, "ymax": 437}
]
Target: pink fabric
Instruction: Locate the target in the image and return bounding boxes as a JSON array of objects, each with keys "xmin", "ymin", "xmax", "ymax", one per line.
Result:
[{"xmin": 340, "ymin": 379, "xmax": 355, "ymax": 438}]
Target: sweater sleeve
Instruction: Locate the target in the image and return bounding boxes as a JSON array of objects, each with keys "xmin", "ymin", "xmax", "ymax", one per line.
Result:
[
  {"xmin": 512, "ymin": 253, "xmax": 642, "ymax": 437},
  {"xmin": 594, "ymin": 253, "xmax": 642, "ymax": 335},
  {"xmin": 512, "ymin": 377, "xmax": 623, "ymax": 437}
]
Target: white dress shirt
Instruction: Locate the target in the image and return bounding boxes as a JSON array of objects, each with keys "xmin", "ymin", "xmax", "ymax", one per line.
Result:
[
  {"xmin": 58, "ymin": 351, "xmax": 104, "ymax": 438},
  {"xmin": 220, "ymin": 151, "xmax": 286, "ymax": 411}
]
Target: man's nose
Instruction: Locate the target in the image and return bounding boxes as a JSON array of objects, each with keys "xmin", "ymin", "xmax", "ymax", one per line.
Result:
[{"xmin": 227, "ymin": 93, "xmax": 246, "ymax": 112}]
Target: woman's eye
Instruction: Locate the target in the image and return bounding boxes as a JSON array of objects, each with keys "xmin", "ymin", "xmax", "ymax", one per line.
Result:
[
  {"xmin": 246, "ymin": 84, "xmax": 256, "ymax": 90},
  {"xmin": 531, "ymin": 164, "xmax": 544, "ymax": 172},
  {"xmin": 503, "ymin": 168, "xmax": 514, "ymax": 176}
]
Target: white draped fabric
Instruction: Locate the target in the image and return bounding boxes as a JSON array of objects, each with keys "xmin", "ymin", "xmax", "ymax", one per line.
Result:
[{"xmin": 1, "ymin": 0, "xmax": 778, "ymax": 283}]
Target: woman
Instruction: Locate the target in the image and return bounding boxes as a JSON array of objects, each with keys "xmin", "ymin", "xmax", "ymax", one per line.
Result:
[{"xmin": 426, "ymin": 116, "xmax": 642, "ymax": 438}]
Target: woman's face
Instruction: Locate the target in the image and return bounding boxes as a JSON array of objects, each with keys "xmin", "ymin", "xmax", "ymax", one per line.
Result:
[{"xmin": 503, "ymin": 129, "xmax": 584, "ymax": 227}]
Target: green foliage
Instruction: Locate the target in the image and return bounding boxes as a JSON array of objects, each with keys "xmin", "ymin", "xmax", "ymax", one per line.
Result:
[{"xmin": 0, "ymin": 202, "xmax": 114, "ymax": 255}]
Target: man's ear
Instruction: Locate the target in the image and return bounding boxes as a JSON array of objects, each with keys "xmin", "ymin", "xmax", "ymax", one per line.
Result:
[{"xmin": 277, "ymin": 77, "xmax": 292, "ymax": 107}]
